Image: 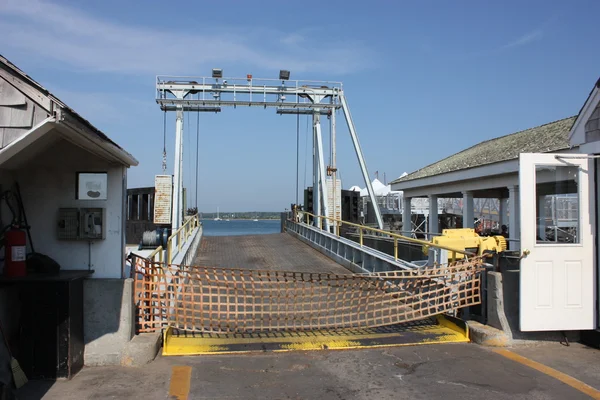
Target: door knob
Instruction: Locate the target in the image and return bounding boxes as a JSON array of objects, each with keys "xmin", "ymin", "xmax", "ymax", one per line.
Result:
[{"xmin": 522, "ymin": 249, "xmax": 530, "ymax": 258}]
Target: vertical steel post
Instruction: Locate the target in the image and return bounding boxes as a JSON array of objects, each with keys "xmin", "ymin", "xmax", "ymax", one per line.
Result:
[
  {"xmin": 172, "ymin": 107, "xmax": 184, "ymax": 237},
  {"xmin": 331, "ymin": 106, "xmax": 337, "ymax": 229},
  {"xmin": 314, "ymin": 113, "xmax": 330, "ymax": 231},
  {"xmin": 339, "ymin": 95, "xmax": 384, "ymax": 229},
  {"xmin": 313, "ymin": 114, "xmax": 320, "ymax": 225}
]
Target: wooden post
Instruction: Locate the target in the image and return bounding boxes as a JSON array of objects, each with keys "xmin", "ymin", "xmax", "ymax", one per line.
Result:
[
  {"xmin": 359, "ymin": 227, "xmax": 363, "ymax": 246},
  {"xmin": 394, "ymin": 237, "xmax": 398, "ymax": 261}
]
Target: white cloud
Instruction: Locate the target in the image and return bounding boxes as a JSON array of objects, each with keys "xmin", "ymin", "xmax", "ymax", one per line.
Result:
[
  {"xmin": 0, "ymin": 0, "xmax": 372, "ymax": 75},
  {"xmin": 501, "ymin": 29, "xmax": 543, "ymax": 49}
]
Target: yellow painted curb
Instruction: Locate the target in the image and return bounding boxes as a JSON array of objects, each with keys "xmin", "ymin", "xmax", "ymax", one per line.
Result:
[{"xmin": 162, "ymin": 316, "xmax": 470, "ymax": 356}]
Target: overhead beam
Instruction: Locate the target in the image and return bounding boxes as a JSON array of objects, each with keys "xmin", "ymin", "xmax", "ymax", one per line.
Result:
[
  {"xmin": 157, "ymin": 81, "xmax": 341, "ymax": 98},
  {"xmin": 276, "ymin": 109, "xmax": 331, "ymax": 115},
  {"xmin": 160, "ymin": 105, "xmax": 221, "ymax": 112},
  {"xmin": 157, "ymin": 99, "xmax": 340, "ymax": 109}
]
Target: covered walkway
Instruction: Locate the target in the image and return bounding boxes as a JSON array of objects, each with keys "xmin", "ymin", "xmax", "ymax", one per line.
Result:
[{"xmin": 391, "ymin": 116, "xmax": 579, "ymax": 249}]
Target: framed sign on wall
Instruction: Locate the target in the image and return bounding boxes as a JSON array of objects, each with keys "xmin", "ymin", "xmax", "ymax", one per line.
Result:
[{"xmin": 77, "ymin": 172, "xmax": 108, "ymax": 200}]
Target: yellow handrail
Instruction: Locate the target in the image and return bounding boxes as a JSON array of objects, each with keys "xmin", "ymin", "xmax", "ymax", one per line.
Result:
[
  {"xmin": 297, "ymin": 210, "xmax": 474, "ymax": 258},
  {"xmin": 148, "ymin": 245, "xmax": 163, "ymax": 264},
  {"xmin": 166, "ymin": 214, "xmax": 200, "ymax": 263}
]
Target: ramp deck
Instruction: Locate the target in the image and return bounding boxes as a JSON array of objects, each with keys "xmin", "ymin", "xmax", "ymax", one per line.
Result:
[
  {"xmin": 193, "ymin": 233, "xmax": 350, "ymax": 274},
  {"xmin": 159, "ymin": 233, "xmax": 472, "ymax": 354}
]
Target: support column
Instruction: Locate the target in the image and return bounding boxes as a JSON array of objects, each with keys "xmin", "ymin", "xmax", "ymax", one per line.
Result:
[
  {"xmin": 340, "ymin": 95, "xmax": 384, "ymax": 229},
  {"xmin": 508, "ymin": 185, "xmax": 520, "ymax": 250},
  {"xmin": 402, "ymin": 197, "xmax": 412, "ymax": 236},
  {"xmin": 172, "ymin": 107, "xmax": 184, "ymax": 232},
  {"xmin": 462, "ymin": 191, "xmax": 474, "ymax": 228},
  {"xmin": 499, "ymin": 198, "xmax": 508, "ymax": 227},
  {"xmin": 312, "ymin": 112, "xmax": 330, "ymax": 230},
  {"xmin": 428, "ymin": 195, "xmax": 439, "ymax": 238},
  {"xmin": 312, "ymin": 115, "xmax": 320, "ymax": 222}
]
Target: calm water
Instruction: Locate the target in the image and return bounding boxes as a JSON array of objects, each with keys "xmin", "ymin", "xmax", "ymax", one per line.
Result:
[{"xmin": 201, "ymin": 219, "xmax": 281, "ymax": 236}]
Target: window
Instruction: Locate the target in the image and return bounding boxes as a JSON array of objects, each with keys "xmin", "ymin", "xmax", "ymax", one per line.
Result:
[{"xmin": 535, "ymin": 165, "xmax": 579, "ymax": 244}]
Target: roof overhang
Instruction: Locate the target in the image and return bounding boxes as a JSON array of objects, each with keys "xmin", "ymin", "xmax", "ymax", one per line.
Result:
[
  {"xmin": 57, "ymin": 109, "xmax": 138, "ymax": 167},
  {"xmin": 0, "ymin": 117, "xmax": 56, "ymax": 167},
  {"xmin": 392, "ymin": 159, "xmax": 519, "ymax": 192},
  {"xmin": 0, "ymin": 115, "xmax": 139, "ymax": 169},
  {"xmin": 393, "ymin": 148, "xmax": 580, "ymax": 198}
]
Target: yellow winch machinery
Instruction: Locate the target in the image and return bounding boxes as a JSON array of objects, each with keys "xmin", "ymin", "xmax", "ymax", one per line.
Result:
[{"xmin": 423, "ymin": 228, "xmax": 507, "ymax": 261}]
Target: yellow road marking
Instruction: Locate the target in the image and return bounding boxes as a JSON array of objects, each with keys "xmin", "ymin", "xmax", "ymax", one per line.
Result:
[
  {"xmin": 168, "ymin": 366, "xmax": 192, "ymax": 400},
  {"xmin": 493, "ymin": 349, "xmax": 600, "ymax": 399}
]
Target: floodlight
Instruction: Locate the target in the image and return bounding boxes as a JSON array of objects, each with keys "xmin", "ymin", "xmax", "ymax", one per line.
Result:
[
  {"xmin": 279, "ymin": 70, "xmax": 290, "ymax": 80},
  {"xmin": 212, "ymin": 68, "xmax": 223, "ymax": 78}
]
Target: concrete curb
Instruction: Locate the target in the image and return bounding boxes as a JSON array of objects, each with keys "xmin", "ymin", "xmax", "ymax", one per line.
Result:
[
  {"xmin": 121, "ymin": 331, "xmax": 162, "ymax": 367},
  {"xmin": 467, "ymin": 320, "xmax": 511, "ymax": 347}
]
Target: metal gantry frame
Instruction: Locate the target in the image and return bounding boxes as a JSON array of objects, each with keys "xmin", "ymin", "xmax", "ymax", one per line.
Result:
[{"xmin": 156, "ymin": 75, "xmax": 384, "ymax": 231}]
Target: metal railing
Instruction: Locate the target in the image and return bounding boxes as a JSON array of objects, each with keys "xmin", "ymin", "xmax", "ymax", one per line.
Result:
[
  {"xmin": 295, "ymin": 211, "xmax": 475, "ymax": 260},
  {"xmin": 148, "ymin": 245, "xmax": 164, "ymax": 264},
  {"xmin": 166, "ymin": 214, "xmax": 200, "ymax": 263}
]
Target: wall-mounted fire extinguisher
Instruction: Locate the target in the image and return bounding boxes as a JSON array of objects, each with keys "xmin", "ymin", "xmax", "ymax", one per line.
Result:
[{"xmin": 4, "ymin": 227, "xmax": 26, "ymax": 277}]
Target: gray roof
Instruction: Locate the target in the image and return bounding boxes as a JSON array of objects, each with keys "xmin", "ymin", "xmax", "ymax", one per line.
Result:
[{"xmin": 391, "ymin": 116, "xmax": 577, "ymax": 184}]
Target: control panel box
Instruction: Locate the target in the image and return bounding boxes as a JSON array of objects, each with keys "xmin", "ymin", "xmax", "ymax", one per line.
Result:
[{"xmin": 58, "ymin": 208, "xmax": 105, "ymax": 240}]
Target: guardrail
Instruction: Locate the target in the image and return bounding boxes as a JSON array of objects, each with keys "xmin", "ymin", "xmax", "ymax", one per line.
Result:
[
  {"xmin": 167, "ymin": 214, "xmax": 200, "ymax": 263},
  {"xmin": 148, "ymin": 245, "xmax": 164, "ymax": 264},
  {"xmin": 296, "ymin": 211, "xmax": 475, "ymax": 260}
]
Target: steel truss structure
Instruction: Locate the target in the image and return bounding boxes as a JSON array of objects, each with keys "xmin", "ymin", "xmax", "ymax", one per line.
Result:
[{"xmin": 156, "ymin": 75, "xmax": 384, "ymax": 231}]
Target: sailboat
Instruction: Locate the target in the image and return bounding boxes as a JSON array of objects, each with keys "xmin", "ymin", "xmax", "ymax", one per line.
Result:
[{"xmin": 214, "ymin": 207, "xmax": 222, "ymax": 221}]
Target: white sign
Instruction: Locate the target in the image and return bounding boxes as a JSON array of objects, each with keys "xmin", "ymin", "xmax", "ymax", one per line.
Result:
[
  {"xmin": 154, "ymin": 175, "xmax": 173, "ymax": 224},
  {"xmin": 326, "ymin": 178, "xmax": 342, "ymax": 221},
  {"xmin": 77, "ymin": 173, "xmax": 107, "ymax": 200}
]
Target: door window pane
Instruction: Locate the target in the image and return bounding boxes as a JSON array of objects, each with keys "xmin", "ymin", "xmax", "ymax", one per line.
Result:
[{"xmin": 535, "ymin": 165, "xmax": 579, "ymax": 244}]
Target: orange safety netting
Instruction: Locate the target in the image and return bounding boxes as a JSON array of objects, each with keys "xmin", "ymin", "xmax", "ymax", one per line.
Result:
[{"xmin": 132, "ymin": 256, "xmax": 484, "ymax": 334}]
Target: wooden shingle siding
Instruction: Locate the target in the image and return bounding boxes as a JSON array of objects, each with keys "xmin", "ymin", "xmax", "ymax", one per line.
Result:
[
  {"xmin": 584, "ymin": 103, "xmax": 600, "ymax": 142},
  {"xmin": 0, "ymin": 75, "xmax": 51, "ymax": 148}
]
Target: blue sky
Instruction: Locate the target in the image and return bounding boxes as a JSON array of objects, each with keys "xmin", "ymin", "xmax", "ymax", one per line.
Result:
[{"xmin": 1, "ymin": 0, "xmax": 599, "ymax": 212}]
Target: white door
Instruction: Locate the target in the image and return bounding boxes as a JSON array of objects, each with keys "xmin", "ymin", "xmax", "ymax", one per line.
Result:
[{"xmin": 519, "ymin": 153, "xmax": 596, "ymax": 331}]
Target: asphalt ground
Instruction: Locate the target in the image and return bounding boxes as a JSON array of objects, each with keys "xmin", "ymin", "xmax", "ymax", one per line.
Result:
[{"xmin": 18, "ymin": 342, "xmax": 600, "ymax": 399}]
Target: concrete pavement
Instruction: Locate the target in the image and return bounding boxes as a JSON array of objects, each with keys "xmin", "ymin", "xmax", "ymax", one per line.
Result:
[{"xmin": 18, "ymin": 342, "xmax": 600, "ymax": 399}]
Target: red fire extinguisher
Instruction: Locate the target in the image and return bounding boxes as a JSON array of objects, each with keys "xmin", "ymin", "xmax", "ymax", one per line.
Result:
[{"xmin": 4, "ymin": 228, "xmax": 26, "ymax": 277}]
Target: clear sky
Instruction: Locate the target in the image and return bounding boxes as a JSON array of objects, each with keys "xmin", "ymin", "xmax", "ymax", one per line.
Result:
[{"xmin": 1, "ymin": 0, "xmax": 599, "ymax": 212}]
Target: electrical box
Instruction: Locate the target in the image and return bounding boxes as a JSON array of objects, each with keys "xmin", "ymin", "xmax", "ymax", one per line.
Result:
[{"xmin": 57, "ymin": 208, "xmax": 105, "ymax": 240}]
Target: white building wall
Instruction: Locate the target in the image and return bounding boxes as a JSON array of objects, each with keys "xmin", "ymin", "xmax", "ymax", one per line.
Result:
[{"xmin": 2, "ymin": 140, "xmax": 126, "ymax": 278}]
